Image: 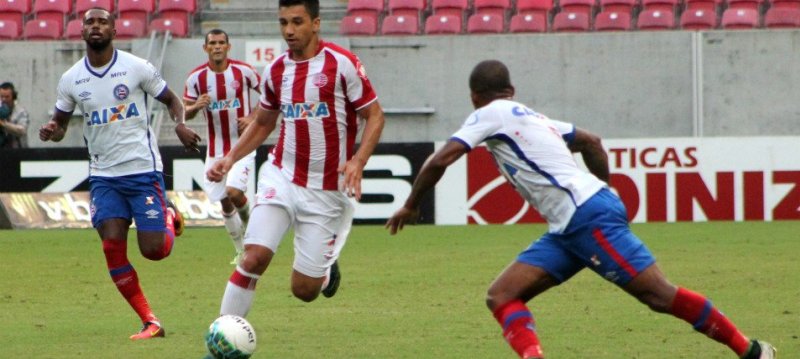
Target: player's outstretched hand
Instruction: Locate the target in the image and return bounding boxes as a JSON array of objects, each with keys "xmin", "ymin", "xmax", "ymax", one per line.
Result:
[
  {"xmin": 385, "ymin": 206, "xmax": 419, "ymax": 235},
  {"xmin": 207, "ymin": 157, "xmax": 232, "ymax": 183},
  {"xmin": 175, "ymin": 123, "xmax": 201, "ymax": 153}
]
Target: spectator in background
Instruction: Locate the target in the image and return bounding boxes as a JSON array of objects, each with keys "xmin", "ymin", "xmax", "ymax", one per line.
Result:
[{"xmin": 0, "ymin": 82, "xmax": 30, "ymax": 148}]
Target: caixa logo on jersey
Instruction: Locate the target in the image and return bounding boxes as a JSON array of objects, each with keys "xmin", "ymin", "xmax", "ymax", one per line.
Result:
[
  {"xmin": 208, "ymin": 98, "xmax": 242, "ymax": 111},
  {"xmin": 84, "ymin": 102, "xmax": 141, "ymax": 126},
  {"xmin": 281, "ymin": 102, "xmax": 330, "ymax": 120}
]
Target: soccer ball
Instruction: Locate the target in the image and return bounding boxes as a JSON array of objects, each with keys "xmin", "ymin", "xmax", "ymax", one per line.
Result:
[{"xmin": 205, "ymin": 315, "xmax": 257, "ymax": 359}]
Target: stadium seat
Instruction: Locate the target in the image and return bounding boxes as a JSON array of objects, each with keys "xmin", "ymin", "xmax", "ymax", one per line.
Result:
[
  {"xmin": 24, "ymin": 19, "xmax": 62, "ymax": 40},
  {"xmin": 599, "ymin": 0, "xmax": 637, "ymax": 14},
  {"xmin": 0, "ymin": 19, "xmax": 21, "ymax": 40},
  {"xmin": 118, "ymin": 0, "xmax": 155, "ymax": 27},
  {"xmin": 149, "ymin": 17, "xmax": 187, "ymax": 37},
  {"xmin": 551, "ymin": 11, "xmax": 590, "ymax": 31},
  {"xmin": 65, "ymin": 18, "xmax": 83, "ymax": 39},
  {"xmin": 155, "ymin": 0, "xmax": 195, "ymax": 34},
  {"xmin": 516, "ymin": 0, "xmax": 554, "ymax": 15},
  {"xmin": 721, "ymin": 8, "xmax": 759, "ymax": 28},
  {"xmin": 0, "ymin": 0, "xmax": 30, "ymax": 36},
  {"xmin": 382, "ymin": 14, "xmax": 420, "ymax": 35},
  {"xmin": 559, "ymin": 0, "xmax": 596, "ymax": 15},
  {"xmin": 642, "ymin": 0, "xmax": 679, "ymax": 12},
  {"xmin": 764, "ymin": 7, "xmax": 800, "ymax": 27},
  {"xmin": 467, "ymin": 13, "xmax": 505, "ymax": 33},
  {"xmin": 727, "ymin": 0, "xmax": 763, "ymax": 10},
  {"xmin": 509, "ymin": 12, "xmax": 547, "ymax": 32},
  {"xmin": 474, "ymin": 0, "xmax": 512, "ymax": 18},
  {"xmin": 388, "ymin": 0, "xmax": 426, "ymax": 18},
  {"xmin": 75, "ymin": 0, "xmax": 114, "ymax": 16},
  {"xmin": 683, "ymin": 0, "xmax": 720, "ymax": 12},
  {"xmin": 637, "ymin": 9, "xmax": 676, "ymax": 30},
  {"xmin": 424, "ymin": 14, "xmax": 462, "ymax": 34},
  {"xmin": 771, "ymin": 0, "xmax": 800, "ymax": 9},
  {"xmin": 680, "ymin": 8, "xmax": 718, "ymax": 29},
  {"xmin": 339, "ymin": 14, "xmax": 378, "ymax": 36},
  {"xmin": 116, "ymin": 18, "xmax": 146, "ymax": 39},
  {"xmin": 594, "ymin": 10, "xmax": 632, "ymax": 30},
  {"xmin": 346, "ymin": 0, "xmax": 385, "ymax": 18},
  {"xmin": 32, "ymin": 0, "xmax": 71, "ymax": 31},
  {"xmin": 431, "ymin": 0, "xmax": 469, "ymax": 18}
]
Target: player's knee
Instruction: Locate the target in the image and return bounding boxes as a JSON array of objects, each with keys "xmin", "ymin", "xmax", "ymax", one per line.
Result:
[
  {"xmin": 140, "ymin": 247, "xmax": 166, "ymax": 261},
  {"xmin": 291, "ymin": 284, "xmax": 320, "ymax": 302},
  {"xmin": 485, "ymin": 288, "xmax": 511, "ymax": 311},
  {"xmin": 226, "ymin": 188, "xmax": 246, "ymax": 204}
]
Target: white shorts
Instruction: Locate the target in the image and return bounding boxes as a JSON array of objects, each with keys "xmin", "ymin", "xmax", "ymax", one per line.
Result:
[
  {"xmin": 244, "ymin": 163, "xmax": 354, "ymax": 277},
  {"xmin": 203, "ymin": 153, "xmax": 255, "ymax": 202}
]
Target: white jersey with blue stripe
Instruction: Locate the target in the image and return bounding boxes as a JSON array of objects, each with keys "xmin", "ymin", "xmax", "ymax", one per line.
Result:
[
  {"xmin": 451, "ymin": 99, "xmax": 607, "ymax": 233},
  {"xmin": 55, "ymin": 49, "xmax": 168, "ymax": 177}
]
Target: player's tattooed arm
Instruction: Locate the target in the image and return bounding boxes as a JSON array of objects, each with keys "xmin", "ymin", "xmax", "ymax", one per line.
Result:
[
  {"xmin": 39, "ymin": 109, "xmax": 71, "ymax": 142},
  {"xmin": 569, "ymin": 127, "xmax": 609, "ymax": 183}
]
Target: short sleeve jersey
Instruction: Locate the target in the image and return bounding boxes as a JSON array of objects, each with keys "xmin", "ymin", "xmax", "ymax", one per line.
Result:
[
  {"xmin": 184, "ymin": 59, "xmax": 261, "ymax": 158},
  {"xmin": 259, "ymin": 40, "xmax": 378, "ymax": 191},
  {"xmin": 55, "ymin": 49, "xmax": 167, "ymax": 177},
  {"xmin": 451, "ymin": 99, "xmax": 607, "ymax": 233}
]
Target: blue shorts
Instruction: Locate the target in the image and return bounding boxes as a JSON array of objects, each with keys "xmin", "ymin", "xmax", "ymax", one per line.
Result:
[
  {"xmin": 89, "ymin": 172, "xmax": 169, "ymax": 231},
  {"xmin": 517, "ymin": 188, "xmax": 656, "ymax": 286}
]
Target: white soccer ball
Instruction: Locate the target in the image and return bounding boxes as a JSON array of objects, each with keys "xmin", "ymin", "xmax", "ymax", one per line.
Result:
[{"xmin": 205, "ymin": 315, "xmax": 257, "ymax": 359}]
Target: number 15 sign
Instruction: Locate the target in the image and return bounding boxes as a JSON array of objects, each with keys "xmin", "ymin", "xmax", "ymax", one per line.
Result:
[{"xmin": 245, "ymin": 40, "xmax": 283, "ymax": 68}]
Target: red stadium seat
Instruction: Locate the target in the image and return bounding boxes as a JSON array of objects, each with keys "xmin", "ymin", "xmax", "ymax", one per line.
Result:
[
  {"xmin": 683, "ymin": 0, "xmax": 719, "ymax": 12},
  {"xmin": 0, "ymin": 0, "xmax": 30, "ymax": 34},
  {"xmin": 467, "ymin": 13, "xmax": 505, "ymax": 33},
  {"xmin": 642, "ymin": 0, "xmax": 679, "ymax": 12},
  {"xmin": 24, "ymin": 19, "xmax": 62, "ymax": 39},
  {"xmin": 118, "ymin": 0, "xmax": 155, "ymax": 27},
  {"xmin": 680, "ymin": 8, "xmax": 718, "ymax": 29},
  {"xmin": 424, "ymin": 14, "xmax": 462, "ymax": 34},
  {"xmin": 474, "ymin": 0, "xmax": 512, "ymax": 18},
  {"xmin": 594, "ymin": 10, "xmax": 632, "ymax": 30},
  {"xmin": 382, "ymin": 14, "xmax": 420, "ymax": 35},
  {"xmin": 727, "ymin": 0, "xmax": 763, "ymax": 10},
  {"xmin": 388, "ymin": 0, "xmax": 426, "ymax": 18},
  {"xmin": 156, "ymin": 0, "xmax": 195, "ymax": 34},
  {"xmin": 431, "ymin": 0, "xmax": 469, "ymax": 18},
  {"xmin": 347, "ymin": 0, "xmax": 385, "ymax": 18},
  {"xmin": 772, "ymin": 0, "xmax": 800, "ymax": 9},
  {"xmin": 65, "ymin": 18, "xmax": 83, "ymax": 39},
  {"xmin": 516, "ymin": 0, "xmax": 553, "ymax": 16},
  {"xmin": 637, "ymin": 9, "xmax": 676, "ymax": 30},
  {"xmin": 599, "ymin": 0, "xmax": 637, "ymax": 14},
  {"xmin": 721, "ymin": 8, "xmax": 759, "ymax": 28},
  {"xmin": 339, "ymin": 14, "xmax": 378, "ymax": 36},
  {"xmin": 552, "ymin": 11, "xmax": 590, "ymax": 31},
  {"xmin": 116, "ymin": 18, "xmax": 146, "ymax": 39},
  {"xmin": 559, "ymin": 0, "xmax": 596, "ymax": 15},
  {"xmin": 149, "ymin": 17, "xmax": 187, "ymax": 37},
  {"xmin": 33, "ymin": 0, "xmax": 71, "ymax": 31},
  {"xmin": 509, "ymin": 12, "xmax": 547, "ymax": 32},
  {"xmin": 75, "ymin": 0, "xmax": 114, "ymax": 16},
  {"xmin": 764, "ymin": 7, "xmax": 800, "ymax": 27},
  {"xmin": 0, "ymin": 19, "xmax": 21, "ymax": 40}
]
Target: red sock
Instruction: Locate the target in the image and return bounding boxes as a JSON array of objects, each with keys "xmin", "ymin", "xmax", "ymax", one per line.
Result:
[
  {"xmin": 670, "ymin": 287, "xmax": 750, "ymax": 356},
  {"xmin": 162, "ymin": 208, "xmax": 176, "ymax": 258},
  {"xmin": 102, "ymin": 239, "xmax": 157, "ymax": 324},
  {"xmin": 493, "ymin": 300, "xmax": 543, "ymax": 358}
]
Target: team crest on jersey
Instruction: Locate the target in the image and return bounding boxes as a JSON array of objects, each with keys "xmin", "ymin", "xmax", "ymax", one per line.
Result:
[
  {"xmin": 113, "ymin": 84, "xmax": 130, "ymax": 100},
  {"xmin": 281, "ymin": 102, "xmax": 330, "ymax": 120},
  {"xmin": 208, "ymin": 98, "xmax": 242, "ymax": 111},
  {"xmin": 85, "ymin": 102, "xmax": 141, "ymax": 126},
  {"xmin": 311, "ymin": 73, "xmax": 328, "ymax": 88},
  {"xmin": 230, "ymin": 80, "xmax": 241, "ymax": 90}
]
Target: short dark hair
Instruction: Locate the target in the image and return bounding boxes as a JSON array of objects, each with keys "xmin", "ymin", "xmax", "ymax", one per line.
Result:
[
  {"xmin": 84, "ymin": 7, "xmax": 115, "ymax": 24},
  {"xmin": 205, "ymin": 29, "xmax": 229, "ymax": 44},
  {"xmin": 0, "ymin": 82, "xmax": 17, "ymax": 100},
  {"xmin": 279, "ymin": 0, "xmax": 320, "ymax": 19},
  {"xmin": 469, "ymin": 60, "xmax": 513, "ymax": 99}
]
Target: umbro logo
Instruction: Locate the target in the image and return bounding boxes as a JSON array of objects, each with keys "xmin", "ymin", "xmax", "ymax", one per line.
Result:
[{"xmin": 145, "ymin": 209, "xmax": 159, "ymax": 219}]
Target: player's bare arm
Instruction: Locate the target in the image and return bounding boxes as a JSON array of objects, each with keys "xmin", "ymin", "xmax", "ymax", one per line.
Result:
[
  {"xmin": 207, "ymin": 106, "xmax": 279, "ymax": 183},
  {"xmin": 340, "ymin": 101, "xmax": 385, "ymax": 200},
  {"xmin": 184, "ymin": 94, "xmax": 211, "ymax": 119},
  {"xmin": 568, "ymin": 127, "xmax": 609, "ymax": 183},
  {"xmin": 159, "ymin": 89, "xmax": 201, "ymax": 153},
  {"xmin": 386, "ymin": 140, "xmax": 468, "ymax": 235},
  {"xmin": 38, "ymin": 109, "xmax": 72, "ymax": 142}
]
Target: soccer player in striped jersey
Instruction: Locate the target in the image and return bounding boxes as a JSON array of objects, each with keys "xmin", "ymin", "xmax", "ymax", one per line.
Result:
[
  {"xmin": 206, "ymin": 0, "xmax": 385, "ymax": 316},
  {"xmin": 184, "ymin": 29, "xmax": 261, "ymax": 265},
  {"xmin": 386, "ymin": 60, "xmax": 776, "ymax": 359},
  {"xmin": 39, "ymin": 8, "xmax": 201, "ymax": 340}
]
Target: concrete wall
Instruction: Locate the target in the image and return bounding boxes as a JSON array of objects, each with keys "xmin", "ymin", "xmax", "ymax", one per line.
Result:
[{"xmin": 3, "ymin": 30, "xmax": 799, "ymax": 148}]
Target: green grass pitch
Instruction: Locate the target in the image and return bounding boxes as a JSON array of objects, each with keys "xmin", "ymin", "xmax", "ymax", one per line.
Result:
[{"xmin": 1, "ymin": 222, "xmax": 798, "ymax": 358}]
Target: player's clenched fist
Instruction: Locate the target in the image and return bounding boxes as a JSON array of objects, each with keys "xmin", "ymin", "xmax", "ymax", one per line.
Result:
[
  {"xmin": 206, "ymin": 157, "xmax": 232, "ymax": 183},
  {"xmin": 39, "ymin": 121, "xmax": 64, "ymax": 142}
]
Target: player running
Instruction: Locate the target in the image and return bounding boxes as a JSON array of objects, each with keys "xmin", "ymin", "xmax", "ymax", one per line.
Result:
[
  {"xmin": 386, "ymin": 60, "xmax": 776, "ymax": 359},
  {"xmin": 39, "ymin": 8, "xmax": 201, "ymax": 340},
  {"xmin": 184, "ymin": 29, "xmax": 261, "ymax": 264},
  {"xmin": 206, "ymin": 0, "xmax": 385, "ymax": 316}
]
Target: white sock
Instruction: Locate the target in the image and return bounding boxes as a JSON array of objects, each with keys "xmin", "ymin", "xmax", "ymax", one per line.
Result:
[
  {"xmin": 237, "ymin": 202, "xmax": 250, "ymax": 226},
  {"xmin": 220, "ymin": 266, "xmax": 260, "ymax": 317},
  {"xmin": 223, "ymin": 210, "xmax": 244, "ymax": 252}
]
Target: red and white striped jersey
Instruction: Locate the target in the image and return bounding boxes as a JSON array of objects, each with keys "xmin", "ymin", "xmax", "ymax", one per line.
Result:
[
  {"xmin": 260, "ymin": 40, "xmax": 378, "ymax": 191},
  {"xmin": 184, "ymin": 59, "xmax": 261, "ymax": 158}
]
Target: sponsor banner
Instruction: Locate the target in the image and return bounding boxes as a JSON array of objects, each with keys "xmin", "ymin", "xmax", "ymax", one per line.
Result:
[
  {"xmin": 439, "ymin": 136, "xmax": 800, "ymax": 224},
  {"xmin": 0, "ymin": 143, "xmax": 435, "ymax": 226},
  {"xmin": 0, "ymin": 191, "xmax": 223, "ymax": 229}
]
